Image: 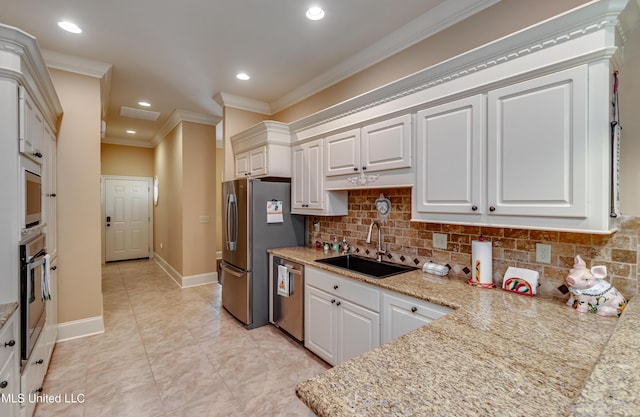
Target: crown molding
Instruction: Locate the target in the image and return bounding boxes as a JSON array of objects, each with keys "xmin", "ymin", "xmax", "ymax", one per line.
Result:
[
  {"xmin": 0, "ymin": 25, "xmax": 63, "ymax": 124},
  {"xmin": 290, "ymin": 0, "xmax": 635, "ymax": 136},
  {"xmin": 213, "ymin": 91, "xmax": 271, "ymax": 115},
  {"xmin": 151, "ymin": 109, "xmax": 221, "ymax": 147},
  {"xmin": 42, "ymin": 49, "xmax": 114, "ymax": 120},
  {"xmin": 269, "ymin": 0, "xmax": 501, "ymax": 114}
]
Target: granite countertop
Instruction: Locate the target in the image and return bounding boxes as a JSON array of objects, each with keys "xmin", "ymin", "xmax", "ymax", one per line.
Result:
[
  {"xmin": 0, "ymin": 302, "xmax": 19, "ymax": 330},
  {"xmin": 269, "ymin": 246, "xmax": 639, "ymax": 417}
]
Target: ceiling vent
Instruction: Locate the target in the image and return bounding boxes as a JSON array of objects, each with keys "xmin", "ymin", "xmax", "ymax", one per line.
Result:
[{"xmin": 120, "ymin": 106, "xmax": 160, "ymax": 121}]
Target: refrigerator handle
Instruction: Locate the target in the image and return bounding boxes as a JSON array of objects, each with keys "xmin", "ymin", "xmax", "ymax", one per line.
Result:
[{"xmin": 226, "ymin": 193, "xmax": 238, "ymax": 251}]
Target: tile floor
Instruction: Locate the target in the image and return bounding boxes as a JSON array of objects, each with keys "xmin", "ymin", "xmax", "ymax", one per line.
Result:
[{"xmin": 34, "ymin": 259, "xmax": 329, "ymax": 417}]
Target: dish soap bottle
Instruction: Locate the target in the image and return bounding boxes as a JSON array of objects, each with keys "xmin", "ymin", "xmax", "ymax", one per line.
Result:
[{"xmin": 333, "ymin": 237, "xmax": 340, "ymax": 252}]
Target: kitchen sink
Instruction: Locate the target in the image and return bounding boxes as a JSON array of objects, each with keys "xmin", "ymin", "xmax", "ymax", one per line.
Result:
[{"xmin": 315, "ymin": 255, "xmax": 417, "ymax": 278}]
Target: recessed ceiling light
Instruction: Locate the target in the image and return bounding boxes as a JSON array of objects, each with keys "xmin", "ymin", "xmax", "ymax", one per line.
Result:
[
  {"xmin": 306, "ymin": 6, "xmax": 325, "ymax": 20},
  {"xmin": 126, "ymin": 130, "xmax": 136, "ymax": 134},
  {"xmin": 236, "ymin": 73, "xmax": 250, "ymax": 81},
  {"xmin": 138, "ymin": 101, "xmax": 151, "ymax": 107},
  {"xmin": 58, "ymin": 21, "xmax": 82, "ymax": 34}
]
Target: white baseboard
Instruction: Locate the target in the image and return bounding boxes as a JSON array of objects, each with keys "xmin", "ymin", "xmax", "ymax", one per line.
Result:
[
  {"xmin": 56, "ymin": 316, "xmax": 105, "ymax": 342},
  {"xmin": 182, "ymin": 271, "xmax": 217, "ymax": 288},
  {"xmin": 154, "ymin": 254, "xmax": 217, "ymax": 288}
]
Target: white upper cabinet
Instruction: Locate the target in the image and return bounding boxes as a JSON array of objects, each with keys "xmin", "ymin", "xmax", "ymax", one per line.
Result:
[
  {"xmin": 19, "ymin": 87, "xmax": 46, "ymax": 164},
  {"xmin": 487, "ymin": 66, "xmax": 587, "ymax": 218},
  {"xmin": 325, "ymin": 114, "xmax": 412, "ymax": 177},
  {"xmin": 230, "ymin": 121, "xmax": 292, "ymax": 179},
  {"xmin": 292, "ymin": 139, "xmax": 347, "ymax": 215},
  {"xmin": 416, "ymin": 95, "xmax": 484, "ymax": 215}
]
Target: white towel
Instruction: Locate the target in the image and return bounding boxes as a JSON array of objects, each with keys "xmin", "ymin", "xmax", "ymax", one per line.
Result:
[
  {"xmin": 42, "ymin": 254, "xmax": 51, "ymax": 301},
  {"xmin": 277, "ymin": 265, "xmax": 290, "ymax": 297}
]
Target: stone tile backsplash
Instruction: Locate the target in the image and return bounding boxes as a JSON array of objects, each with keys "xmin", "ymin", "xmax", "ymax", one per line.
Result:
[{"xmin": 307, "ymin": 188, "xmax": 639, "ymax": 299}]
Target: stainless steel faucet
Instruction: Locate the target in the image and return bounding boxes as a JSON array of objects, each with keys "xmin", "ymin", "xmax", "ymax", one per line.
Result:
[{"xmin": 366, "ymin": 220, "xmax": 386, "ymax": 262}]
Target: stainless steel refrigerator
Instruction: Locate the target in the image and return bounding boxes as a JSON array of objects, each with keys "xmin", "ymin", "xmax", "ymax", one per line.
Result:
[{"xmin": 221, "ymin": 177, "xmax": 305, "ymax": 329}]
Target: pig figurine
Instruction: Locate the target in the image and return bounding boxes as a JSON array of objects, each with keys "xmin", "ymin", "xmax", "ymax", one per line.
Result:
[{"xmin": 565, "ymin": 255, "xmax": 626, "ymax": 317}]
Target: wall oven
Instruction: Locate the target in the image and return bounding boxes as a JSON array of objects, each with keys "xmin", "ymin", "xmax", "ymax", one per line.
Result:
[
  {"xmin": 20, "ymin": 233, "xmax": 47, "ymax": 361},
  {"xmin": 20, "ymin": 156, "xmax": 42, "ymax": 235}
]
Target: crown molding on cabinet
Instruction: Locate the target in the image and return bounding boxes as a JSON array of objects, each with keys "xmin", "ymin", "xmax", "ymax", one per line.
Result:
[
  {"xmin": 0, "ymin": 24, "xmax": 63, "ymax": 128},
  {"xmin": 288, "ymin": 0, "xmax": 638, "ymax": 142}
]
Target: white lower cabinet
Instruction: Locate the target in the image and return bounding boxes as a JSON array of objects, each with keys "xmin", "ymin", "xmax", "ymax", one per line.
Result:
[
  {"xmin": 381, "ymin": 291, "xmax": 452, "ymax": 344},
  {"xmin": 304, "ymin": 266, "xmax": 380, "ymax": 366},
  {"xmin": 0, "ymin": 310, "xmax": 19, "ymax": 417}
]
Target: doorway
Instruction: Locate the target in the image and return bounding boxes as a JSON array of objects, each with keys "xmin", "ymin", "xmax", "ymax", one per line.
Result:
[{"xmin": 101, "ymin": 176, "xmax": 153, "ymax": 262}]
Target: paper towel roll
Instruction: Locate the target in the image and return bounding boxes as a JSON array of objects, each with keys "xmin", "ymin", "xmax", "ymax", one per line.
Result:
[{"xmin": 472, "ymin": 240, "xmax": 493, "ymax": 284}]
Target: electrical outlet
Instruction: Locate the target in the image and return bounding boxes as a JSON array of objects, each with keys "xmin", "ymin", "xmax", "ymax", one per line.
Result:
[
  {"xmin": 160, "ymin": 242, "xmax": 163, "ymax": 249},
  {"xmin": 433, "ymin": 233, "xmax": 448, "ymax": 249},
  {"xmin": 536, "ymin": 243, "xmax": 551, "ymax": 264}
]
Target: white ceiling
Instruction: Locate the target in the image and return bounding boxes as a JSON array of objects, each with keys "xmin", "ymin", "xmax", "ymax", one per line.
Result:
[{"xmin": 0, "ymin": 0, "xmax": 498, "ymax": 147}]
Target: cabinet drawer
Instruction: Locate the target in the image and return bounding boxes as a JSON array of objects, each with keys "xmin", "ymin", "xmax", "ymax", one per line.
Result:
[
  {"xmin": 0, "ymin": 314, "xmax": 18, "ymax": 368},
  {"xmin": 21, "ymin": 333, "xmax": 48, "ymax": 398},
  {"xmin": 307, "ymin": 266, "xmax": 380, "ymax": 312}
]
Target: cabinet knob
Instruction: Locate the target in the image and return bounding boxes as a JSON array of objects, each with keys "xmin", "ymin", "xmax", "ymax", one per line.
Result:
[
  {"xmin": 50, "ymin": 193, "xmax": 57, "ymax": 198},
  {"xmin": 353, "ymin": 167, "xmax": 358, "ymax": 171},
  {"xmin": 411, "ymin": 306, "xmax": 418, "ymax": 313},
  {"xmin": 4, "ymin": 339, "xmax": 15, "ymax": 348},
  {"xmin": 331, "ymin": 299, "xmax": 336, "ymax": 304},
  {"xmin": 34, "ymin": 387, "xmax": 43, "ymax": 393},
  {"xmin": 471, "ymin": 205, "xmax": 478, "ymax": 211},
  {"xmin": 33, "ymin": 151, "xmax": 43, "ymax": 158},
  {"xmin": 34, "ymin": 359, "xmax": 44, "ymax": 365},
  {"xmin": 51, "ymin": 266, "xmax": 57, "ymax": 271},
  {"xmin": 0, "ymin": 381, "xmax": 7, "ymax": 389},
  {"xmin": 336, "ymin": 301, "xmax": 341, "ymax": 306},
  {"xmin": 489, "ymin": 206, "xmax": 496, "ymax": 212},
  {"xmin": 362, "ymin": 166, "xmax": 367, "ymax": 171},
  {"xmin": 333, "ymin": 285, "xmax": 339, "ymax": 290}
]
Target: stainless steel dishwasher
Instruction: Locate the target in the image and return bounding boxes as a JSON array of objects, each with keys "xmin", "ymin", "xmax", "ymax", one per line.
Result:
[{"xmin": 271, "ymin": 256, "xmax": 304, "ymax": 342}]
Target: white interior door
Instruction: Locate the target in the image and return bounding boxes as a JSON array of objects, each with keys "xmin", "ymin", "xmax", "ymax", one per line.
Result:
[{"xmin": 105, "ymin": 178, "xmax": 150, "ymax": 262}]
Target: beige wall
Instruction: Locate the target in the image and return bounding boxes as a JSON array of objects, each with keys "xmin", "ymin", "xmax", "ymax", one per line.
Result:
[
  {"xmin": 50, "ymin": 68, "xmax": 103, "ymax": 323},
  {"xmin": 153, "ymin": 121, "xmax": 217, "ymax": 278},
  {"xmin": 101, "ymin": 143, "xmax": 154, "ymax": 177},
  {"xmin": 154, "ymin": 125, "xmax": 183, "ymax": 273},
  {"xmin": 216, "ymin": 147, "xmax": 224, "ymax": 253},
  {"xmin": 182, "ymin": 122, "xmax": 217, "ymax": 276},
  {"xmin": 222, "ymin": 106, "xmax": 269, "ymax": 181},
  {"xmin": 272, "ymin": 0, "xmax": 590, "ymax": 123}
]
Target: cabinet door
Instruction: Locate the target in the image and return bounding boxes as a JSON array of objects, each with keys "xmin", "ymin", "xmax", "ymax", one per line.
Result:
[
  {"xmin": 291, "ymin": 145, "xmax": 307, "ymax": 209},
  {"xmin": 19, "ymin": 87, "xmax": 45, "ymax": 163},
  {"xmin": 487, "ymin": 66, "xmax": 587, "ymax": 217},
  {"xmin": 235, "ymin": 151, "xmax": 249, "ymax": 177},
  {"xmin": 416, "ymin": 95, "xmax": 484, "ymax": 214},
  {"xmin": 44, "ymin": 130, "xmax": 57, "ymax": 259},
  {"xmin": 45, "ymin": 258, "xmax": 58, "ymax": 354},
  {"xmin": 361, "ymin": 114, "xmax": 412, "ymax": 172},
  {"xmin": 305, "ymin": 285, "xmax": 338, "ymax": 366},
  {"xmin": 0, "ymin": 352, "xmax": 19, "ymax": 417},
  {"xmin": 248, "ymin": 146, "xmax": 267, "ymax": 177},
  {"xmin": 381, "ymin": 292, "xmax": 452, "ymax": 344},
  {"xmin": 337, "ymin": 299, "xmax": 380, "ymax": 364},
  {"xmin": 292, "ymin": 140, "xmax": 324, "ymax": 210},
  {"xmin": 325, "ymin": 129, "xmax": 360, "ymax": 176}
]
